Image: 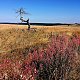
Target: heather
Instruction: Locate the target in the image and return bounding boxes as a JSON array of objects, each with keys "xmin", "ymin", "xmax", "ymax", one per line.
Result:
[{"xmin": 0, "ymin": 33, "xmax": 80, "ymax": 80}]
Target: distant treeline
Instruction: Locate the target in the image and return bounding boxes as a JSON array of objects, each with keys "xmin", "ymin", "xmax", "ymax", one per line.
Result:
[{"xmin": 0, "ymin": 22, "xmax": 79, "ymax": 26}]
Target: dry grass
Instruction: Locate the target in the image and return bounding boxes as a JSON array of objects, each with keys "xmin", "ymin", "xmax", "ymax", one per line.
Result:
[
  {"xmin": 0, "ymin": 24, "xmax": 80, "ymax": 54},
  {"xmin": 0, "ymin": 24, "xmax": 80, "ymax": 80}
]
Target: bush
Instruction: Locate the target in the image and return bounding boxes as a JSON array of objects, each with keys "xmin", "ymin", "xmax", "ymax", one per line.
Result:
[
  {"xmin": 20, "ymin": 34, "xmax": 80, "ymax": 80},
  {"xmin": 0, "ymin": 33, "xmax": 80, "ymax": 80}
]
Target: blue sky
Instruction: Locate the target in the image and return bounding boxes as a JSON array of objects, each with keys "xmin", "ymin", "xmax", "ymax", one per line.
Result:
[{"xmin": 0, "ymin": 0, "xmax": 80, "ymax": 23}]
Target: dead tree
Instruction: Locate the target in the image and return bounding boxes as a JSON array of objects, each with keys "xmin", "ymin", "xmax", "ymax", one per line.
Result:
[
  {"xmin": 20, "ymin": 17, "xmax": 30, "ymax": 30},
  {"xmin": 16, "ymin": 8, "xmax": 31, "ymax": 30}
]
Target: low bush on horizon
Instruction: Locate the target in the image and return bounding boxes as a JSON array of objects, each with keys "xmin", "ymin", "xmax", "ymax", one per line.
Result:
[{"xmin": 0, "ymin": 33, "xmax": 80, "ymax": 80}]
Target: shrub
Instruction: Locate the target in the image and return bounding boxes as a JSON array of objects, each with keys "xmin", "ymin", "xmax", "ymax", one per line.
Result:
[
  {"xmin": 0, "ymin": 33, "xmax": 80, "ymax": 80},
  {"xmin": 20, "ymin": 34, "xmax": 80, "ymax": 80}
]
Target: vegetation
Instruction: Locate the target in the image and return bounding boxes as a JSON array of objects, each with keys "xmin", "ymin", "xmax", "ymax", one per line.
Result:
[{"xmin": 0, "ymin": 25, "xmax": 80, "ymax": 80}]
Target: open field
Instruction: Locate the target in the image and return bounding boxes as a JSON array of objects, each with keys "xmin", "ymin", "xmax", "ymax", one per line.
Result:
[
  {"xmin": 0, "ymin": 24, "xmax": 80, "ymax": 80},
  {"xmin": 0, "ymin": 24, "xmax": 80, "ymax": 53}
]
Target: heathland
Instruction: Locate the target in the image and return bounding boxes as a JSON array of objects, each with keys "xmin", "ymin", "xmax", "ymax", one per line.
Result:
[{"xmin": 0, "ymin": 24, "xmax": 80, "ymax": 80}]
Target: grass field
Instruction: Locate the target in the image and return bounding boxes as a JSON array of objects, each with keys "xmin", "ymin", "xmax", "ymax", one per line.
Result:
[
  {"xmin": 0, "ymin": 24, "xmax": 80, "ymax": 80},
  {"xmin": 0, "ymin": 24, "xmax": 80, "ymax": 53}
]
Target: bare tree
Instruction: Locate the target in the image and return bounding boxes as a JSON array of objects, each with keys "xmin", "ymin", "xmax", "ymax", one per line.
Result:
[{"xmin": 16, "ymin": 8, "xmax": 31, "ymax": 30}]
